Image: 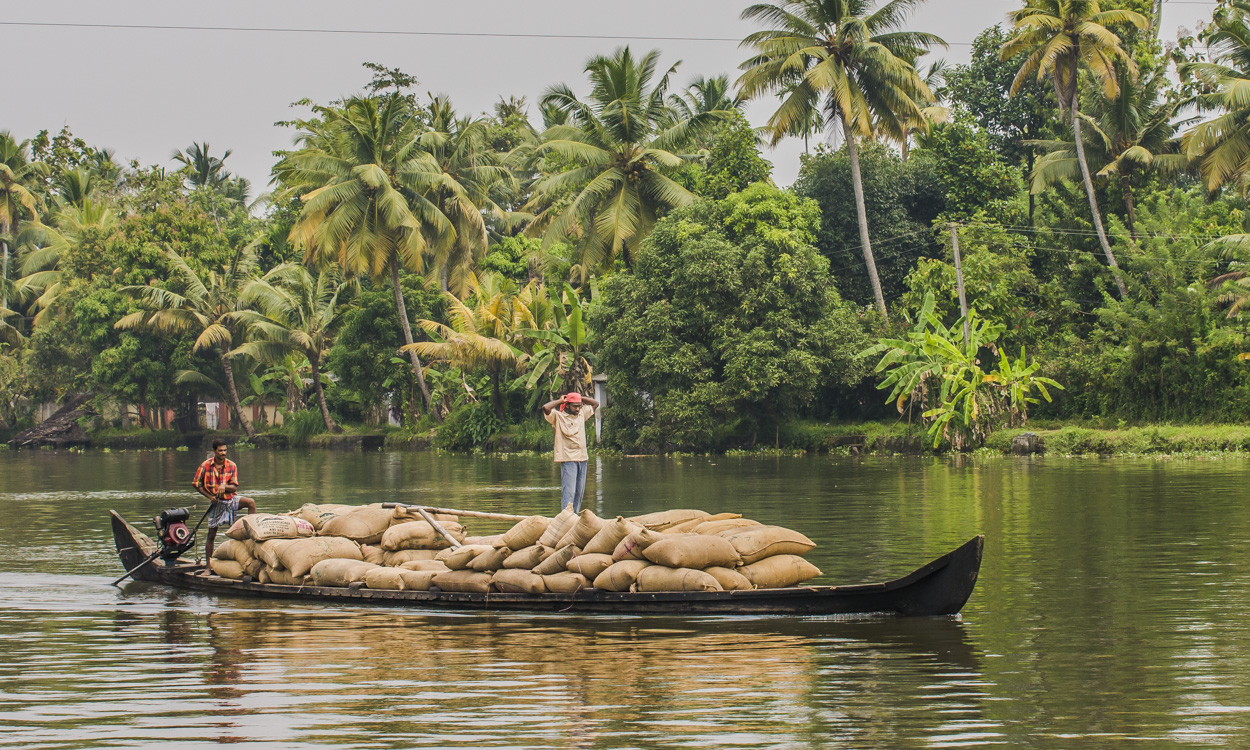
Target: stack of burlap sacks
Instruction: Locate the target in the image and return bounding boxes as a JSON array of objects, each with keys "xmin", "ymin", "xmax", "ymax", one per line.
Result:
[{"xmin": 209, "ymin": 505, "xmax": 821, "ymax": 594}]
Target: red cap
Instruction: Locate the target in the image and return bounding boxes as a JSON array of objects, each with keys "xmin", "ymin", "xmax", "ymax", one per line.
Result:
[{"xmin": 564, "ymin": 392, "xmax": 582, "ymax": 404}]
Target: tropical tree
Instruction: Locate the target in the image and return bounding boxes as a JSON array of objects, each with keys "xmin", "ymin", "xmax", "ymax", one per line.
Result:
[
  {"xmin": 893, "ymin": 57, "xmax": 951, "ymax": 160},
  {"xmin": 16, "ymin": 200, "xmax": 119, "ymax": 325},
  {"xmin": 419, "ymin": 95, "xmax": 514, "ymax": 294},
  {"xmin": 408, "ymin": 271, "xmax": 526, "ymax": 420},
  {"xmin": 274, "ymin": 95, "xmax": 457, "ymax": 416},
  {"xmin": 1181, "ymin": 0, "xmax": 1250, "ymax": 195},
  {"xmin": 737, "ymin": 0, "xmax": 946, "ymax": 318},
  {"xmin": 1, "ymin": 132, "xmax": 44, "ymax": 318},
  {"xmin": 116, "ymin": 245, "xmax": 260, "ymax": 437},
  {"xmin": 1001, "ymin": 0, "xmax": 1148, "ymax": 299},
  {"xmin": 172, "ymin": 142, "xmax": 233, "ymax": 190},
  {"xmin": 669, "ymin": 74, "xmax": 746, "ymax": 121},
  {"xmin": 1029, "ymin": 67, "xmax": 1187, "ymax": 234},
  {"xmin": 517, "ymin": 282, "xmax": 597, "ymax": 398},
  {"xmin": 233, "ymin": 263, "xmax": 352, "ymax": 433},
  {"xmin": 526, "ymin": 46, "xmax": 733, "ymax": 271}
]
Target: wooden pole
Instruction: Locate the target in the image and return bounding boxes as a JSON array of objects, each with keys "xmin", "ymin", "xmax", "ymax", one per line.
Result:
[
  {"xmin": 413, "ymin": 507, "xmax": 463, "ymax": 549},
  {"xmin": 382, "ymin": 502, "xmax": 530, "ymax": 522},
  {"xmin": 950, "ymin": 223, "xmax": 970, "ymax": 348}
]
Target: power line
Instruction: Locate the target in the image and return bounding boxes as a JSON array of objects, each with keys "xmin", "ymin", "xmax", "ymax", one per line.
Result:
[{"xmin": 0, "ymin": 20, "xmax": 977, "ymax": 44}]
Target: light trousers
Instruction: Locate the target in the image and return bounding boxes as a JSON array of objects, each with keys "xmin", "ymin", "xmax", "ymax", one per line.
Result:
[{"xmin": 559, "ymin": 460, "xmax": 588, "ymax": 513}]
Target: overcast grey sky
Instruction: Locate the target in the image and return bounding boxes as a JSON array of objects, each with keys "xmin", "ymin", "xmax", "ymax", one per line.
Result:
[{"xmin": 1, "ymin": 0, "xmax": 1220, "ymax": 192}]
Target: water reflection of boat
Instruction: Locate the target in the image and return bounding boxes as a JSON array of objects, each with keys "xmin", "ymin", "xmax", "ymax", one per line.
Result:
[{"xmin": 111, "ymin": 510, "xmax": 982, "ymax": 617}]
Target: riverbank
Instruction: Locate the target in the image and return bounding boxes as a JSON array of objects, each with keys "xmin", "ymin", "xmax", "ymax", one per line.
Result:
[{"xmin": 9, "ymin": 419, "xmax": 1250, "ymax": 457}]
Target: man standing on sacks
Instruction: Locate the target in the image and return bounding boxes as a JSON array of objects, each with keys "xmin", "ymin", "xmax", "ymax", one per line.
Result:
[
  {"xmin": 193, "ymin": 439, "xmax": 257, "ymax": 575},
  {"xmin": 543, "ymin": 392, "xmax": 600, "ymax": 513}
]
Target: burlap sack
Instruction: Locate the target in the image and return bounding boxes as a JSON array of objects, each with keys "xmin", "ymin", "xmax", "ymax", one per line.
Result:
[
  {"xmin": 224, "ymin": 519, "xmax": 250, "ymax": 541},
  {"xmin": 502, "ymin": 516, "xmax": 550, "ymax": 550},
  {"xmin": 582, "ymin": 517, "xmax": 641, "ymax": 555},
  {"xmin": 399, "ymin": 559, "xmax": 449, "ymax": 572},
  {"xmin": 310, "ymin": 559, "xmax": 378, "ymax": 587},
  {"xmin": 643, "ymin": 535, "xmax": 741, "ymax": 569},
  {"xmin": 537, "ymin": 506, "xmax": 577, "ymax": 547},
  {"xmin": 665, "ymin": 512, "xmax": 742, "ymax": 533},
  {"xmin": 380, "ymin": 520, "xmax": 466, "ymax": 551},
  {"xmin": 565, "ymin": 552, "xmax": 614, "ymax": 580},
  {"xmin": 319, "ymin": 507, "xmax": 395, "ymax": 544},
  {"xmin": 558, "ymin": 510, "xmax": 607, "ymax": 549},
  {"xmin": 492, "ymin": 569, "xmax": 546, "ymax": 594},
  {"xmin": 534, "ymin": 545, "xmax": 581, "ymax": 575},
  {"xmin": 634, "ymin": 566, "xmax": 723, "ymax": 592},
  {"xmin": 629, "ymin": 509, "xmax": 709, "ymax": 531},
  {"xmin": 431, "ymin": 570, "xmax": 493, "ymax": 593},
  {"xmin": 260, "ymin": 567, "xmax": 307, "ymax": 586},
  {"xmin": 738, "ymin": 555, "xmax": 822, "ymax": 588},
  {"xmin": 275, "ymin": 536, "xmax": 364, "ymax": 578},
  {"xmin": 255, "ymin": 539, "xmax": 297, "ymax": 569},
  {"xmin": 467, "ymin": 547, "xmax": 510, "ymax": 572},
  {"xmin": 720, "ymin": 526, "xmax": 816, "ymax": 565},
  {"xmin": 361, "ymin": 544, "xmax": 387, "ymax": 565},
  {"xmin": 704, "ymin": 566, "xmax": 753, "ymax": 591},
  {"xmin": 543, "ymin": 571, "xmax": 590, "ymax": 593},
  {"xmin": 593, "ymin": 560, "xmax": 652, "ymax": 591},
  {"xmin": 397, "ymin": 568, "xmax": 439, "ymax": 591},
  {"xmin": 611, "ymin": 528, "xmax": 667, "ymax": 562},
  {"xmin": 243, "ymin": 514, "xmax": 315, "ymax": 542},
  {"xmin": 463, "ymin": 534, "xmax": 506, "ymax": 547},
  {"xmin": 436, "ymin": 544, "xmax": 495, "ymax": 570},
  {"xmin": 244, "ymin": 559, "xmax": 265, "ymax": 579},
  {"xmin": 209, "ymin": 559, "xmax": 244, "ymax": 579},
  {"xmin": 212, "ymin": 539, "xmax": 254, "ymax": 565},
  {"xmin": 696, "ymin": 518, "xmax": 763, "ymax": 535},
  {"xmin": 383, "ymin": 549, "xmax": 440, "ymax": 566},
  {"xmin": 294, "ymin": 503, "xmax": 353, "ymax": 531},
  {"xmin": 392, "ymin": 507, "xmax": 458, "ymax": 524},
  {"xmin": 501, "ymin": 544, "xmax": 552, "ymax": 569},
  {"xmin": 364, "ymin": 567, "xmax": 406, "ymax": 590}
]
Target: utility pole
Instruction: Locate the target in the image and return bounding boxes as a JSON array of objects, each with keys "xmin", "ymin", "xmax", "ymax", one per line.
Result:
[{"xmin": 949, "ymin": 223, "xmax": 969, "ymax": 348}]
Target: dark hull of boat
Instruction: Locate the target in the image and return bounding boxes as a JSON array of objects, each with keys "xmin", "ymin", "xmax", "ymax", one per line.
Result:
[{"xmin": 111, "ymin": 510, "xmax": 983, "ymax": 617}]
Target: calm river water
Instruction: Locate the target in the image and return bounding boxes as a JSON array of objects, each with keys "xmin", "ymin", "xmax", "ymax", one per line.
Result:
[{"xmin": 1, "ymin": 449, "xmax": 1249, "ymax": 749}]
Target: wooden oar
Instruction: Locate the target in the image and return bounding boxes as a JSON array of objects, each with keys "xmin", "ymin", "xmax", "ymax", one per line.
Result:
[{"xmin": 382, "ymin": 502, "xmax": 529, "ymax": 522}]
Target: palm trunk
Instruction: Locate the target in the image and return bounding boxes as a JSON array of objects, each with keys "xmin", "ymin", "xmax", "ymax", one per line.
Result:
[
  {"xmin": 308, "ymin": 353, "xmax": 341, "ymax": 433},
  {"xmin": 1071, "ymin": 91, "xmax": 1129, "ymax": 299},
  {"xmin": 220, "ymin": 353, "xmax": 256, "ymax": 438},
  {"xmin": 1, "ymin": 219, "xmax": 9, "ymax": 315},
  {"xmin": 842, "ymin": 112, "xmax": 888, "ymax": 319},
  {"xmin": 390, "ymin": 258, "xmax": 437, "ymax": 419},
  {"xmin": 1119, "ymin": 171, "xmax": 1137, "ymax": 236}
]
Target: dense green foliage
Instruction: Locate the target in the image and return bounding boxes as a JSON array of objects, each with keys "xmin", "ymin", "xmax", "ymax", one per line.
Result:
[{"xmin": 8, "ymin": 3, "xmax": 1250, "ymax": 452}]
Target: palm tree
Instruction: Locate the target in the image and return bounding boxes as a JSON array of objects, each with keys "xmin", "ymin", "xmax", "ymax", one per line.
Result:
[
  {"xmin": 1, "ymin": 132, "xmax": 44, "ymax": 318},
  {"xmin": 16, "ymin": 199, "xmax": 119, "ymax": 325},
  {"xmin": 1029, "ymin": 68, "xmax": 1187, "ymax": 234},
  {"xmin": 737, "ymin": 0, "xmax": 945, "ymax": 319},
  {"xmin": 409, "ymin": 272, "xmax": 526, "ymax": 420},
  {"xmin": 233, "ymin": 264, "xmax": 351, "ymax": 433},
  {"xmin": 419, "ymin": 96, "xmax": 514, "ymax": 294},
  {"xmin": 116, "ymin": 245, "xmax": 260, "ymax": 437},
  {"xmin": 1001, "ymin": 0, "xmax": 1147, "ymax": 299},
  {"xmin": 1181, "ymin": 1, "xmax": 1250, "ymax": 195},
  {"xmin": 172, "ymin": 142, "xmax": 233, "ymax": 190},
  {"xmin": 893, "ymin": 57, "xmax": 951, "ymax": 160},
  {"xmin": 669, "ymin": 74, "xmax": 747, "ymax": 120},
  {"xmin": 526, "ymin": 47, "xmax": 733, "ymax": 271},
  {"xmin": 274, "ymin": 95, "xmax": 456, "ymax": 416}
]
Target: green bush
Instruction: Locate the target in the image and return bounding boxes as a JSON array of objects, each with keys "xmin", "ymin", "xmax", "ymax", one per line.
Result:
[
  {"xmin": 284, "ymin": 408, "xmax": 327, "ymax": 447},
  {"xmin": 434, "ymin": 402, "xmax": 501, "ymax": 451}
]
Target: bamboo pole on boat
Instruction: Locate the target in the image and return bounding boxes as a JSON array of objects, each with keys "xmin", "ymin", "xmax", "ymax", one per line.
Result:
[
  {"xmin": 412, "ymin": 507, "xmax": 463, "ymax": 549},
  {"xmin": 382, "ymin": 502, "xmax": 529, "ymax": 522}
]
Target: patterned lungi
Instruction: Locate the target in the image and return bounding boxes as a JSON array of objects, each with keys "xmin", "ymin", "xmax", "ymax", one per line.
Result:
[{"xmin": 207, "ymin": 498, "xmax": 241, "ymax": 529}]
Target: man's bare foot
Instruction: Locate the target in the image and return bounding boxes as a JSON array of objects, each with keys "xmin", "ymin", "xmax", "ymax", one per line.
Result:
[{"xmin": 199, "ymin": 569, "xmax": 214, "ymax": 578}]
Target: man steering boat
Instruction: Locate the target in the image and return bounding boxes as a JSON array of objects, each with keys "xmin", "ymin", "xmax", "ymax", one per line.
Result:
[{"xmin": 192, "ymin": 439, "xmax": 256, "ymax": 575}]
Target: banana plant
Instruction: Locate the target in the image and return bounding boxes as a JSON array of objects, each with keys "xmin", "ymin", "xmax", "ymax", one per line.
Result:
[
  {"xmin": 863, "ymin": 293, "xmax": 1062, "ymax": 449},
  {"xmin": 517, "ymin": 282, "xmax": 596, "ymax": 397}
]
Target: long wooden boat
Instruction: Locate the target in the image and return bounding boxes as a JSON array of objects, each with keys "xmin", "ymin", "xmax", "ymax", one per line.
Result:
[{"xmin": 111, "ymin": 510, "xmax": 983, "ymax": 617}]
